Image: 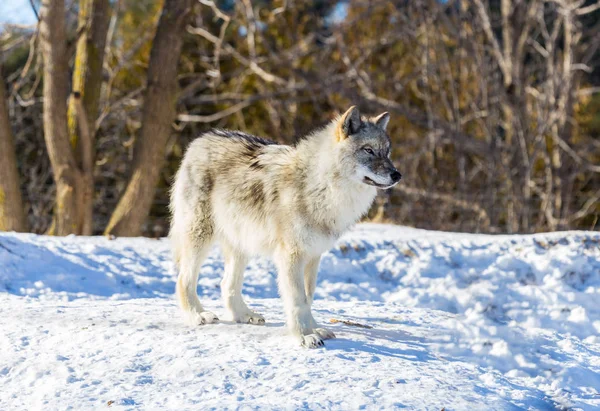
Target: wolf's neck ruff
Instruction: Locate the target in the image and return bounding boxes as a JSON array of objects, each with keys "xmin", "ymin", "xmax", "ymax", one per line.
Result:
[{"xmin": 294, "ymin": 120, "xmax": 378, "ymax": 236}]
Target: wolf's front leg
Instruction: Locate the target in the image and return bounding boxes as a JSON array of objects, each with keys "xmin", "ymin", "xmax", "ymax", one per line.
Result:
[
  {"xmin": 275, "ymin": 249, "xmax": 323, "ymax": 348},
  {"xmin": 304, "ymin": 256, "xmax": 335, "ymax": 341}
]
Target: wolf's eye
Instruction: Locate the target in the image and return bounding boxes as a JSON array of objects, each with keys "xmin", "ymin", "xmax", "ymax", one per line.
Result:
[{"xmin": 363, "ymin": 147, "xmax": 375, "ymax": 155}]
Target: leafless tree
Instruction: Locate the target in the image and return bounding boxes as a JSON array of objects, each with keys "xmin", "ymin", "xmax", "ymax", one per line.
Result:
[
  {"xmin": 0, "ymin": 60, "xmax": 27, "ymax": 232},
  {"xmin": 67, "ymin": 0, "xmax": 111, "ymax": 235},
  {"xmin": 105, "ymin": 0, "xmax": 192, "ymax": 236},
  {"xmin": 39, "ymin": 0, "xmax": 83, "ymax": 235}
]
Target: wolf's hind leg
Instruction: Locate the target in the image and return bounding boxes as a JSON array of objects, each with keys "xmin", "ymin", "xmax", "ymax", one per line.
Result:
[
  {"xmin": 176, "ymin": 243, "xmax": 219, "ymax": 325},
  {"xmin": 221, "ymin": 242, "xmax": 265, "ymax": 325}
]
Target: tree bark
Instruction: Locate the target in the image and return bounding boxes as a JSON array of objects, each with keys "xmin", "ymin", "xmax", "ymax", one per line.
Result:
[
  {"xmin": 104, "ymin": 0, "xmax": 191, "ymax": 236},
  {"xmin": 67, "ymin": 0, "xmax": 111, "ymax": 235},
  {"xmin": 0, "ymin": 63, "xmax": 28, "ymax": 232},
  {"xmin": 40, "ymin": 0, "xmax": 83, "ymax": 235}
]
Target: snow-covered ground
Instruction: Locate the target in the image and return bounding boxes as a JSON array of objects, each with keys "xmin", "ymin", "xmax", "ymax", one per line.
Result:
[{"xmin": 1, "ymin": 224, "xmax": 599, "ymax": 410}]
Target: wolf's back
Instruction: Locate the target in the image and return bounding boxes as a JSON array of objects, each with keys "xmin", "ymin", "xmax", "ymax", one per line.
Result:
[{"xmin": 169, "ymin": 129, "xmax": 287, "ymax": 265}]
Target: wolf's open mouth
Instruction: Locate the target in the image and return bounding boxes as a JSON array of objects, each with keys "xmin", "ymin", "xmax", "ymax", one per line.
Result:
[{"xmin": 363, "ymin": 176, "xmax": 390, "ymax": 188}]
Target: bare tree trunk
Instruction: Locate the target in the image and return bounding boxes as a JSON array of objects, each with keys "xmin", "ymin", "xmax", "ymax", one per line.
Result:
[
  {"xmin": 104, "ymin": 0, "xmax": 191, "ymax": 236},
  {"xmin": 40, "ymin": 0, "xmax": 83, "ymax": 235},
  {"xmin": 0, "ymin": 63, "xmax": 28, "ymax": 232},
  {"xmin": 72, "ymin": 92, "xmax": 95, "ymax": 235},
  {"xmin": 67, "ymin": 0, "xmax": 111, "ymax": 235}
]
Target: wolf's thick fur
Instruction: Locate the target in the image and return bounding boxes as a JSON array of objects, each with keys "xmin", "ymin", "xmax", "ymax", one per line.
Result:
[{"xmin": 170, "ymin": 106, "xmax": 401, "ymax": 347}]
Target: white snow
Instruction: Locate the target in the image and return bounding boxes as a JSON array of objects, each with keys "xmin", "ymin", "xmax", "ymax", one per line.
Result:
[{"xmin": 1, "ymin": 224, "xmax": 599, "ymax": 410}]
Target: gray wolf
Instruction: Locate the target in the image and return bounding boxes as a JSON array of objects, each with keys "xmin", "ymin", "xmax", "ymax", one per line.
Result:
[{"xmin": 169, "ymin": 106, "xmax": 402, "ymax": 347}]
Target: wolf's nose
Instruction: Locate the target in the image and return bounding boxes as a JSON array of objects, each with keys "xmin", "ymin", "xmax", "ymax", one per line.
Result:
[{"xmin": 390, "ymin": 171, "xmax": 402, "ymax": 183}]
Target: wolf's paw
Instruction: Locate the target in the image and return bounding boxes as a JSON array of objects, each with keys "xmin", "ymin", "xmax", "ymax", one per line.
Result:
[
  {"xmin": 301, "ymin": 334, "xmax": 325, "ymax": 349},
  {"xmin": 233, "ymin": 311, "xmax": 265, "ymax": 325},
  {"xmin": 186, "ymin": 311, "xmax": 219, "ymax": 326},
  {"xmin": 314, "ymin": 327, "xmax": 336, "ymax": 340},
  {"xmin": 247, "ymin": 314, "xmax": 266, "ymax": 325}
]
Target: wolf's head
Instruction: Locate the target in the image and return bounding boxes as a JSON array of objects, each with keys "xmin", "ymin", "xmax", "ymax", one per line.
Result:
[{"xmin": 335, "ymin": 106, "xmax": 402, "ymax": 189}]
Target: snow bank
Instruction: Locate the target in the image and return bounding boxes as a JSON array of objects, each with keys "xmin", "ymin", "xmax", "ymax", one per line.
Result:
[{"xmin": 1, "ymin": 225, "xmax": 599, "ymax": 410}]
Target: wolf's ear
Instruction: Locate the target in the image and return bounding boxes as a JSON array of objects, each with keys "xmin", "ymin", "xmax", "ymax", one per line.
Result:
[
  {"xmin": 373, "ymin": 112, "xmax": 390, "ymax": 130},
  {"xmin": 337, "ymin": 106, "xmax": 361, "ymax": 141}
]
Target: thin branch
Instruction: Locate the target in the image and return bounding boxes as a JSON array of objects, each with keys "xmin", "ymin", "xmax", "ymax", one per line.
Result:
[
  {"xmin": 562, "ymin": 190, "xmax": 600, "ymax": 223},
  {"xmin": 29, "ymin": 0, "xmax": 40, "ymax": 21},
  {"xmin": 187, "ymin": 25, "xmax": 289, "ymax": 85},
  {"xmin": 575, "ymin": 0, "xmax": 600, "ymax": 15},
  {"xmin": 577, "ymin": 87, "xmax": 600, "ymax": 97},
  {"xmin": 472, "ymin": 0, "xmax": 508, "ymax": 80},
  {"xmin": 550, "ymin": 133, "xmax": 600, "ymax": 173},
  {"xmin": 177, "ymin": 100, "xmax": 253, "ymax": 123}
]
